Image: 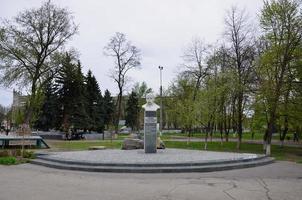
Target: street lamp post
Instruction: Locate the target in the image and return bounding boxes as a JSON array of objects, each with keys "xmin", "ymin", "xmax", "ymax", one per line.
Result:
[{"xmin": 158, "ymin": 66, "xmax": 163, "ymax": 136}]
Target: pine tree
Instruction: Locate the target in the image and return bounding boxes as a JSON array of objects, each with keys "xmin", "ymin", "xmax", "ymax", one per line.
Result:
[
  {"xmin": 103, "ymin": 89, "xmax": 114, "ymax": 130},
  {"xmin": 55, "ymin": 53, "xmax": 88, "ymax": 132},
  {"xmin": 70, "ymin": 62, "xmax": 89, "ymax": 130},
  {"xmin": 85, "ymin": 70, "xmax": 104, "ymax": 132},
  {"xmin": 125, "ymin": 91, "xmax": 139, "ymax": 131},
  {"xmin": 34, "ymin": 80, "xmax": 58, "ymax": 131}
]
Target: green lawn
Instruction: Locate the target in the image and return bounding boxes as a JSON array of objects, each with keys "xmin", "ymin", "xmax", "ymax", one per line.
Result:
[
  {"xmin": 161, "ymin": 132, "xmax": 285, "ymax": 141},
  {"xmin": 164, "ymin": 141, "xmax": 302, "ymax": 163},
  {"xmin": 117, "ymin": 134, "xmax": 132, "ymax": 140}
]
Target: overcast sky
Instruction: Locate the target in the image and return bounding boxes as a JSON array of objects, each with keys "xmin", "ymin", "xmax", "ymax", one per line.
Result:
[{"xmin": 0, "ymin": 0, "xmax": 264, "ymax": 106}]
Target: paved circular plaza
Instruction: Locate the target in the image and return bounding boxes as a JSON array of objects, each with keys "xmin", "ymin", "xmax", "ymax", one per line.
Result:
[
  {"xmin": 32, "ymin": 149, "xmax": 273, "ymax": 172},
  {"xmin": 42, "ymin": 149, "xmax": 258, "ymax": 165}
]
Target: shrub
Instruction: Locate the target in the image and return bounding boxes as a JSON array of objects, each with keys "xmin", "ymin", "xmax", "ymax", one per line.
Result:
[
  {"xmin": 0, "ymin": 156, "xmax": 17, "ymax": 165},
  {"xmin": 0, "ymin": 149, "xmax": 35, "ymax": 159},
  {"xmin": 22, "ymin": 150, "xmax": 35, "ymax": 159}
]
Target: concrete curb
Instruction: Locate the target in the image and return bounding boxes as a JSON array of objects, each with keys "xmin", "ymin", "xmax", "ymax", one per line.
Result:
[
  {"xmin": 34, "ymin": 154, "xmax": 268, "ymax": 167},
  {"xmin": 30, "ymin": 155, "xmax": 274, "ymax": 173}
]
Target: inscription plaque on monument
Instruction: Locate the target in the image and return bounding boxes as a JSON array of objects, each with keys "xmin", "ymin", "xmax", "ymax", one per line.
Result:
[
  {"xmin": 142, "ymin": 94, "xmax": 160, "ymax": 153},
  {"xmin": 144, "ymin": 111, "xmax": 157, "ymax": 153}
]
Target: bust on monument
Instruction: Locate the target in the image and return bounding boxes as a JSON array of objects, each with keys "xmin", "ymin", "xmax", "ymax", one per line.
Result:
[
  {"xmin": 142, "ymin": 93, "xmax": 160, "ymax": 111},
  {"xmin": 121, "ymin": 93, "xmax": 164, "ymax": 151}
]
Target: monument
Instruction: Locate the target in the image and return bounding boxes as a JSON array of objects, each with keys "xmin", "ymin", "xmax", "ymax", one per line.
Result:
[
  {"xmin": 142, "ymin": 93, "xmax": 160, "ymax": 153},
  {"xmin": 31, "ymin": 93, "xmax": 273, "ymax": 172}
]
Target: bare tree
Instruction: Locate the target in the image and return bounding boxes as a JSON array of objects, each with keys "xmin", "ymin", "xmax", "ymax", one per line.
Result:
[
  {"xmin": 104, "ymin": 32, "xmax": 141, "ymax": 135},
  {"xmin": 0, "ymin": 1, "xmax": 78, "ymax": 125},
  {"xmin": 225, "ymin": 7, "xmax": 256, "ymax": 149},
  {"xmin": 181, "ymin": 38, "xmax": 209, "ymax": 100}
]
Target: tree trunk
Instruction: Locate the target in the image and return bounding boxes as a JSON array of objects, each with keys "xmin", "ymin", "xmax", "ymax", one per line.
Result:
[
  {"xmin": 204, "ymin": 121, "xmax": 211, "ymax": 150},
  {"xmin": 219, "ymin": 121, "xmax": 223, "ymax": 145},
  {"xmin": 280, "ymin": 116, "xmax": 288, "ymax": 147},
  {"xmin": 266, "ymin": 109, "xmax": 277, "ymax": 156},
  {"xmin": 263, "ymin": 128, "xmax": 268, "ymax": 151},
  {"xmin": 210, "ymin": 121, "xmax": 214, "ymax": 142},
  {"xmin": 225, "ymin": 114, "xmax": 230, "ymax": 142},
  {"xmin": 114, "ymin": 91, "xmax": 123, "ymax": 137},
  {"xmin": 24, "ymin": 82, "xmax": 37, "ymax": 125},
  {"xmin": 223, "ymin": 106, "xmax": 229, "ymax": 142},
  {"xmin": 24, "ymin": 107, "xmax": 33, "ymax": 126},
  {"xmin": 231, "ymin": 97, "xmax": 237, "ymax": 134},
  {"xmin": 186, "ymin": 128, "xmax": 191, "ymax": 144},
  {"xmin": 22, "ymin": 80, "xmax": 37, "ymax": 156},
  {"xmin": 280, "ymin": 83, "xmax": 290, "ymax": 147},
  {"xmin": 237, "ymin": 92, "xmax": 243, "ymax": 150},
  {"xmin": 204, "ymin": 130, "xmax": 208, "ymax": 150}
]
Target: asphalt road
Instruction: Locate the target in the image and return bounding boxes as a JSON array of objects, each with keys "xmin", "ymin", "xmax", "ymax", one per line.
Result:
[{"xmin": 1, "ymin": 161, "xmax": 302, "ymax": 200}]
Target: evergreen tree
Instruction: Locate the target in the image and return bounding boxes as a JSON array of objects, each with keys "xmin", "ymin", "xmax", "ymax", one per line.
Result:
[
  {"xmin": 70, "ymin": 62, "xmax": 89, "ymax": 130},
  {"xmin": 55, "ymin": 53, "xmax": 74, "ymax": 132},
  {"xmin": 55, "ymin": 53, "xmax": 88, "ymax": 132},
  {"xmin": 125, "ymin": 91, "xmax": 139, "ymax": 131},
  {"xmin": 103, "ymin": 89, "xmax": 114, "ymax": 130},
  {"xmin": 34, "ymin": 80, "xmax": 58, "ymax": 131},
  {"xmin": 85, "ymin": 70, "xmax": 104, "ymax": 132}
]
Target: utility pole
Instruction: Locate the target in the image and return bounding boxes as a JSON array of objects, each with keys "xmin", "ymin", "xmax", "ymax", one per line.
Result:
[{"xmin": 158, "ymin": 66, "xmax": 163, "ymax": 136}]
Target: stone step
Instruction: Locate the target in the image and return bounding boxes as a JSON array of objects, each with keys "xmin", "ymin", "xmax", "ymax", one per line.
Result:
[
  {"xmin": 35, "ymin": 154, "xmax": 268, "ymax": 167},
  {"xmin": 30, "ymin": 157, "xmax": 274, "ymax": 173}
]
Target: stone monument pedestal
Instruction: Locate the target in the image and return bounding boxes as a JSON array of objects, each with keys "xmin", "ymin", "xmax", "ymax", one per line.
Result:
[{"xmin": 142, "ymin": 94, "xmax": 160, "ymax": 154}]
